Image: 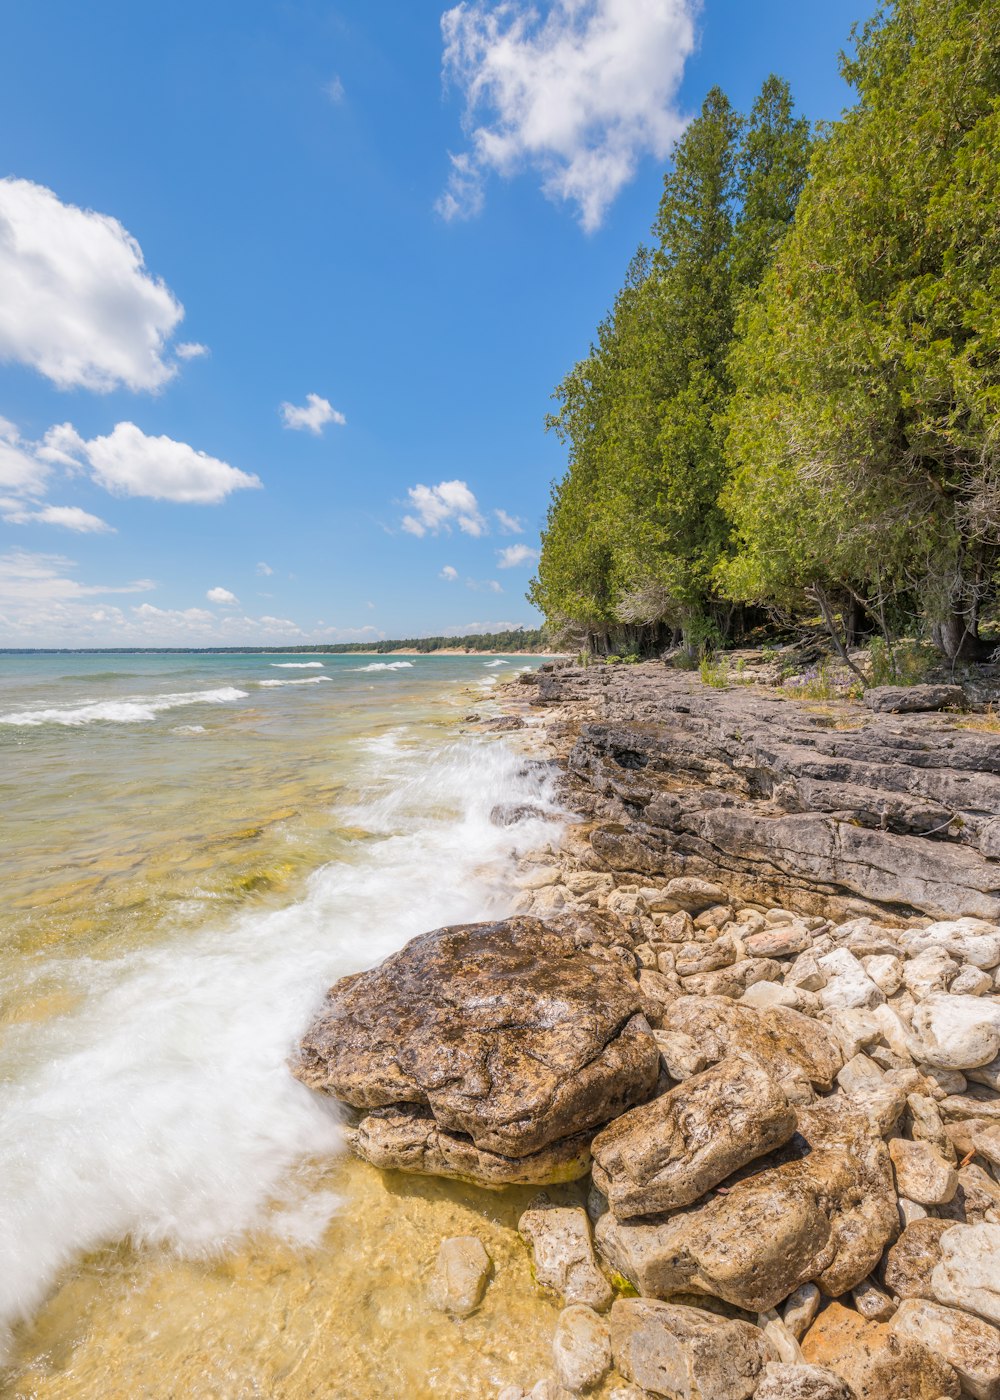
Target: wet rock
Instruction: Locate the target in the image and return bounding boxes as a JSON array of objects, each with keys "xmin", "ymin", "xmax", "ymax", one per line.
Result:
[
  {"xmin": 754, "ymin": 1364, "xmax": 855, "ymax": 1400},
  {"xmin": 492, "ymin": 803, "xmax": 557, "ymax": 826},
  {"xmin": 591, "ymin": 1054, "xmax": 797, "ymax": 1219},
  {"xmin": 483, "ymin": 715, "xmax": 526, "ymax": 731},
  {"xmin": 890, "ymin": 1298, "xmax": 1000, "ymax": 1400},
  {"xmin": 663, "ymin": 996, "xmax": 843, "ymax": 1093},
  {"xmin": 932, "ymin": 1222, "xmax": 1000, "ymax": 1325},
  {"xmin": 518, "ymin": 1205, "xmax": 613, "ymax": 1312},
  {"xmin": 552, "ymin": 1305, "xmax": 611, "ymax": 1393},
  {"xmin": 882, "ymin": 1218, "xmax": 956, "ymax": 1300},
  {"xmin": 911, "ymin": 995, "xmax": 1000, "ymax": 1071},
  {"xmin": 888, "ymin": 1137, "xmax": 959, "ymax": 1205},
  {"xmin": 800, "ymin": 1300, "xmax": 960, "ymax": 1398},
  {"xmin": 609, "ymin": 1298, "xmax": 772, "ymax": 1400},
  {"xmin": 295, "ymin": 916, "xmax": 660, "ymax": 1168},
  {"xmin": 427, "ymin": 1236, "xmax": 492, "ymax": 1317}
]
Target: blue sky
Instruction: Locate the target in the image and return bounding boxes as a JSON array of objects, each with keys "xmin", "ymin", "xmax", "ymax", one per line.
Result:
[{"xmin": 0, "ymin": 0, "xmax": 869, "ymax": 647}]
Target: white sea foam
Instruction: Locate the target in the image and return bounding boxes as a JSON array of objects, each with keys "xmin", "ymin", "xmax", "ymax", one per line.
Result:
[
  {"xmin": 256, "ymin": 676, "xmax": 330, "ymax": 688},
  {"xmin": 349, "ymin": 661, "xmax": 414, "ymax": 672},
  {"xmin": 270, "ymin": 662, "xmax": 325, "ymax": 669},
  {"xmin": 171, "ymin": 725, "xmax": 206, "ymax": 735},
  {"xmin": 0, "ymin": 687, "xmax": 248, "ymax": 728},
  {"xmin": 484, "ymin": 659, "xmax": 509, "ymax": 668},
  {"xmin": 0, "ymin": 731, "xmax": 563, "ymax": 1352}
]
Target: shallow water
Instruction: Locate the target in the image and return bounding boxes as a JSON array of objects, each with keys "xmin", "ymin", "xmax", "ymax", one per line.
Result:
[{"xmin": 0, "ymin": 653, "xmax": 596, "ymax": 1399}]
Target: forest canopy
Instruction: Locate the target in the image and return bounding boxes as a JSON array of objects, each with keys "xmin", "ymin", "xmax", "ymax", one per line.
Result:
[{"xmin": 530, "ymin": 0, "xmax": 1000, "ymax": 665}]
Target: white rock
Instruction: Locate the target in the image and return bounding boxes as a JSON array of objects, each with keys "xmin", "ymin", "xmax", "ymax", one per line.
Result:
[
  {"xmin": 852, "ymin": 1277, "xmax": 896, "ymax": 1321},
  {"xmin": 740, "ymin": 981, "xmax": 801, "ymax": 1011},
  {"xmin": 952, "ymin": 967, "xmax": 995, "ymax": 997},
  {"xmin": 899, "ymin": 1196, "xmax": 929, "ymax": 1226},
  {"xmin": 428, "ymin": 1236, "xmax": 492, "ymax": 1317},
  {"xmin": 912, "ymin": 995, "xmax": 1000, "ymax": 1071},
  {"xmin": 552, "ymin": 1305, "xmax": 611, "ymax": 1393},
  {"xmin": 782, "ymin": 1282, "xmax": 821, "ymax": 1340},
  {"xmin": 765, "ymin": 907, "xmax": 797, "ymax": 925},
  {"xmin": 932, "ymin": 1222, "xmax": 1000, "ymax": 1325},
  {"xmin": 517, "ymin": 865, "xmax": 562, "ymax": 890},
  {"xmin": 762, "ymin": 1318, "xmax": 804, "ymax": 1364},
  {"xmin": 818, "ymin": 948, "xmax": 886, "ymax": 1010},
  {"xmin": 652, "ymin": 1030, "xmax": 707, "ymax": 1081},
  {"xmin": 864, "ymin": 954, "xmax": 905, "ymax": 996},
  {"xmin": 891, "ymin": 1297, "xmax": 1000, "ymax": 1400},
  {"xmin": 518, "ymin": 1206, "xmax": 613, "ymax": 1312},
  {"xmin": 904, "ymin": 947, "xmax": 961, "ymax": 999},
  {"xmin": 826, "ymin": 1007, "xmax": 884, "ymax": 1059},
  {"xmin": 755, "ymin": 1364, "xmax": 854, "ymax": 1399},
  {"xmin": 899, "ymin": 919, "xmax": 1000, "ymax": 971},
  {"xmin": 889, "ymin": 1137, "xmax": 959, "ymax": 1205},
  {"xmin": 836, "ymin": 1053, "xmax": 886, "ymax": 1098},
  {"xmin": 969, "ymin": 1056, "xmax": 1000, "ymax": 1092},
  {"xmin": 873, "ymin": 1003, "xmax": 920, "ymax": 1060}
]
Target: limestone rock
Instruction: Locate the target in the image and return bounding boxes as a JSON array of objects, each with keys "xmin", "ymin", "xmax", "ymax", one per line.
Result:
[
  {"xmin": 852, "ymin": 1276, "xmax": 896, "ymax": 1321},
  {"xmin": 817, "ymin": 949, "xmax": 886, "ymax": 1011},
  {"xmin": 882, "ymin": 1218, "xmax": 956, "ymax": 1300},
  {"xmin": 903, "ymin": 948, "xmax": 961, "ymax": 999},
  {"xmin": 664, "ymin": 877, "xmax": 726, "ymax": 912},
  {"xmin": 427, "ymin": 1236, "xmax": 492, "ymax": 1317},
  {"xmin": 952, "ymin": 966, "xmax": 994, "ymax": 996},
  {"xmin": 664, "ymin": 996, "xmax": 842, "ymax": 1093},
  {"xmin": 518, "ymin": 1205, "xmax": 613, "ymax": 1312},
  {"xmin": 652, "ymin": 1029, "xmax": 707, "ymax": 1081},
  {"xmin": 864, "ymin": 954, "xmax": 905, "ymax": 995},
  {"xmin": 552, "ymin": 1305, "xmax": 611, "ymax": 1394},
  {"xmin": 344, "ymin": 1106, "xmax": 593, "ymax": 1185},
  {"xmin": 782, "ymin": 1283, "xmax": 821, "ymax": 1340},
  {"xmin": 890, "ymin": 1298, "xmax": 1000, "ymax": 1400},
  {"xmin": 863, "ymin": 683, "xmax": 963, "ymax": 713},
  {"xmin": 609, "ymin": 1298, "xmax": 771, "ymax": 1400},
  {"xmin": 932, "ymin": 1222, "xmax": 1000, "ymax": 1325},
  {"xmin": 800, "ymin": 1300, "xmax": 960, "ymax": 1398},
  {"xmin": 911, "ymin": 995, "xmax": 1000, "ymax": 1071},
  {"xmin": 888, "ymin": 1137, "xmax": 959, "ymax": 1205},
  {"xmin": 898, "ymin": 920, "xmax": 1000, "ymax": 971},
  {"xmin": 744, "ymin": 925, "xmax": 813, "ymax": 958},
  {"xmin": 295, "ymin": 916, "xmax": 660, "ymax": 1161},
  {"xmin": 754, "ymin": 1364, "xmax": 854, "ymax": 1400},
  {"xmin": 591, "ymin": 1054, "xmax": 797, "ymax": 1219}
]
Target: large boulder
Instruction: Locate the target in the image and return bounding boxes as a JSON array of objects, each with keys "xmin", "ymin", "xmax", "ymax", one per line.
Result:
[
  {"xmin": 662, "ymin": 997, "xmax": 843, "ymax": 1096},
  {"xmin": 890, "ymin": 1299, "xmax": 1000, "ymax": 1400},
  {"xmin": 590, "ymin": 1054, "xmax": 797, "ymax": 1218},
  {"xmin": 595, "ymin": 1102, "xmax": 897, "ymax": 1312},
  {"xmin": 800, "ymin": 1300, "xmax": 960, "ymax": 1398},
  {"xmin": 932, "ymin": 1223, "xmax": 1000, "ymax": 1325},
  {"xmin": 609, "ymin": 1298, "xmax": 773, "ymax": 1400},
  {"xmin": 294, "ymin": 915, "xmax": 660, "ymax": 1169}
]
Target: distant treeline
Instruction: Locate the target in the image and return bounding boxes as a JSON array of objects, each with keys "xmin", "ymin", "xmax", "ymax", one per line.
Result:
[
  {"xmin": 2, "ymin": 628, "xmax": 548, "ymax": 656},
  {"xmin": 531, "ymin": 0, "xmax": 1000, "ymax": 665}
]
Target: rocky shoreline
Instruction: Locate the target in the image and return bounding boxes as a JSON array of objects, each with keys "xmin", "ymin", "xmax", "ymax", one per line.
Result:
[{"xmin": 293, "ymin": 660, "xmax": 1000, "ymax": 1399}]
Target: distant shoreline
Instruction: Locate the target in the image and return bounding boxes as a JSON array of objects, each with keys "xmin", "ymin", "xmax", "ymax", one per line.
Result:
[{"xmin": 0, "ymin": 648, "xmax": 563, "ymax": 657}]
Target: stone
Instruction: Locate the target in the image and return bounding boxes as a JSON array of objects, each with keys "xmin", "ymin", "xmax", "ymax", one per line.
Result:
[
  {"xmin": 898, "ymin": 920, "xmax": 1000, "ymax": 971},
  {"xmin": 754, "ymin": 1364, "xmax": 854, "ymax": 1400},
  {"xmin": 912, "ymin": 996, "xmax": 1000, "ymax": 1071},
  {"xmin": 800, "ymin": 1300, "xmax": 960, "ymax": 1398},
  {"xmin": 528, "ymin": 1383, "xmax": 572, "ymax": 1400},
  {"xmin": 826, "ymin": 1008, "xmax": 883, "ymax": 1060},
  {"xmin": 837, "ymin": 1053, "xmax": 885, "ymax": 1099},
  {"xmin": 680, "ymin": 957, "xmax": 783, "ymax": 999},
  {"xmin": 609, "ymin": 1298, "xmax": 771, "ymax": 1400},
  {"xmin": 652, "ymin": 1029, "xmax": 707, "ymax": 1081},
  {"xmin": 482, "ymin": 714, "xmax": 526, "ymax": 731},
  {"xmin": 693, "ymin": 903, "xmax": 733, "ymax": 930},
  {"xmin": 552, "ymin": 1305, "xmax": 611, "ymax": 1394},
  {"xmin": 761, "ymin": 1318, "xmax": 804, "ymax": 1365},
  {"xmin": 853, "ymin": 1276, "xmax": 897, "ymax": 1321},
  {"xmin": 906, "ymin": 1093, "xmax": 955, "ymax": 1158},
  {"xmin": 675, "ymin": 935, "xmax": 738, "ymax": 978},
  {"xmin": 782, "ymin": 1283, "xmax": 821, "ymax": 1340},
  {"xmin": 939, "ymin": 1164, "xmax": 1000, "ymax": 1225},
  {"xmin": 597, "ymin": 1102, "xmax": 897, "ymax": 1312},
  {"xmin": 864, "ymin": 954, "xmax": 905, "ymax": 995},
  {"xmin": 863, "ymin": 683, "xmax": 964, "ymax": 713},
  {"xmin": 427, "ymin": 1236, "xmax": 492, "ymax": 1317},
  {"xmin": 518, "ymin": 1206, "xmax": 613, "ymax": 1312},
  {"xmin": 890, "ymin": 1298, "xmax": 1000, "ymax": 1400},
  {"xmin": 882, "ymin": 1218, "xmax": 956, "ymax": 1300},
  {"xmin": 344, "ymin": 1106, "xmax": 594, "ymax": 1185},
  {"xmin": 590, "ymin": 1054, "xmax": 797, "ymax": 1219},
  {"xmin": 888, "ymin": 1138, "xmax": 959, "ymax": 1205},
  {"xmin": 785, "ymin": 952, "xmax": 828, "ymax": 993},
  {"xmin": 744, "ymin": 925, "xmax": 813, "ymax": 958},
  {"xmin": 664, "ymin": 996, "xmax": 843, "ymax": 1093},
  {"xmin": 664, "ymin": 877, "xmax": 726, "ymax": 912},
  {"xmin": 953, "ymin": 967, "xmax": 995, "ymax": 996},
  {"xmin": 932, "ymin": 1223, "xmax": 1000, "ymax": 1325},
  {"xmin": 818, "ymin": 948, "xmax": 886, "ymax": 1010},
  {"xmin": 898, "ymin": 1196, "xmax": 929, "ymax": 1227},
  {"xmin": 740, "ymin": 981, "xmax": 804, "ymax": 1012},
  {"xmin": 904, "ymin": 948, "xmax": 961, "ymax": 1000},
  {"xmin": 973, "ymin": 1123, "xmax": 1000, "ymax": 1169},
  {"xmin": 295, "ymin": 915, "xmax": 660, "ymax": 1165}
]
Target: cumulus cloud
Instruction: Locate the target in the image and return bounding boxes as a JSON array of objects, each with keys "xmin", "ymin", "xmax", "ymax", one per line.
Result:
[
  {"xmin": 0, "ymin": 417, "xmax": 51, "ymax": 497},
  {"xmin": 495, "ymin": 508, "xmax": 524, "ymax": 533},
  {"xmin": 0, "ymin": 177, "xmax": 192, "ymax": 390},
  {"xmin": 176, "ymin": 341, "xmax": 209, "ymax": 360},
  {"xmin": 3, "ymin": 504, "xmax": 115, "ymax": 533},
  {"xmin": 439, "ymin": 564, "xmax": 459, "ymax": 581},
  {"xmin": 438, "ymin": 0, "xmax": 696, "ymax": 231},
  {"xmin": 206, "ymin": 586, "xmax": 238, "ymax": 605},
  {"xmin": 46, "ymin": 421, "xmax": 261, "ymax": 504},
  {"xmin": 402, "ymin": 479, "xmax": 486, "ymax": 537},
  {"xmin": 497, "ymin": 542, "xmax": 539, "ymax": 568},
  {"xmin": 280, "ymin": 394, "xmax": 346, "ymax": 435}
]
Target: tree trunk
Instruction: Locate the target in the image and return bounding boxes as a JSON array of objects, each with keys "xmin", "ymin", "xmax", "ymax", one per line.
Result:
[{"xmin": 931, "ymin": 610, "xmax": 993, "ymax": 663}]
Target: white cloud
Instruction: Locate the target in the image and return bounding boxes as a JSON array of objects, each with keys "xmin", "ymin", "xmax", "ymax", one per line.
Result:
[
  {"xmin": 280, "ymin": 394, "xmax": 346, "ymax": 435},
  {"xmin": 176, "ymin": 341, "xmax": 209, "ymax": 360},
  {"xmin": 401, "ymin": 479, "xmax": 486, "ymax": 537},
  {"xmin": 495, "ymin": 508, "xmax": 524, "ymax": 533},
  {"xmin": 49, "ymin": 421, "xmax": 261, "ymax": 504},
  {"xmin": 3, "ymin": 504, "xmax": 115, "ymax": 533},
  {"xmin": 438, "ymin": 0, "xmax": 696, "ymax": 231},
  {"xmin": 439, "ymin": 564, "xmax": 459, "ymax": 581},
  {"xmin": 497, "ymin": 542, "xmax": 539, "ymax": 568},
  {"xmin": 206, "ymin": 586, "xmax": 238, "ymax": 605},
  {"xmin": 256, "ymin": 561, "xmax": 274, "ymax": 576},
  {"xmin": 0, "ymin": 417, "xmax": 51, "ymax": 497},
  {"xmin": 0, "ymin": 177, "xmax": 189, "ymax": 390},
  {"xmin": 325, "ymin": 75, "xmax": 346, "ymax": 104}
]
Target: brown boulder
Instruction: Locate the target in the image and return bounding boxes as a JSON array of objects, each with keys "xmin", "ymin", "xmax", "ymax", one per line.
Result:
[
  {"xmin": 294, "ymin": 915, "xmax": 660, "ymax": 1159},
  {"xmin": 800, "ymin": 1300, "xmax": 960, "ymax": 1398},
  {"xmin": 663, "ymin": 997, "xmax": 843, "ymax": 1094},
  {"xmin": 881, "ymin": 1218, "xmax": 956, "ymax": 1300},
  {"xmin": 609, "ymin": 1298, "xmax": 772, "ymax": 1400},
  {"xmin": 591, "ymin": 1054, "xmax": 797, "ymax": 1218}
]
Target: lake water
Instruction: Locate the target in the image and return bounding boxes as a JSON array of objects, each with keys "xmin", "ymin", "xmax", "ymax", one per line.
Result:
[{"xmin": 0, "ymin": 652, "xmax": 585, "ymax": 1399}]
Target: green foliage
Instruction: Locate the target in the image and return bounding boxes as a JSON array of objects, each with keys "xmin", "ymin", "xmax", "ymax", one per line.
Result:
[{"xmin": 699, "ymin": 654, "xmax": 730, "ymax": 688}]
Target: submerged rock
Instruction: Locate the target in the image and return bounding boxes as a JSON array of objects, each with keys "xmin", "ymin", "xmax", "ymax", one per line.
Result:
[
  {"xmin": 427, "ymin": 1235, "xmax": 492, "ymax": 1317},
  {"xmin": 518, "ymin": 1204, "xmax": 613, "ymax": 1312},
  {"xmin": 295, "ymin": 915, "xmax": 660, "ymax": 1176},
  {"xmin": 551, "ymin": 1305, "xmax": 611, "ymax": 1393}
]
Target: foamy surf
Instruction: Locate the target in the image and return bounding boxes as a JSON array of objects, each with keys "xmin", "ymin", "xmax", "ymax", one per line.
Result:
[
  {"xmin": 349, "ymin": 661, "xmax": 415, "ymax": 672},
  {"xmin": 256, "ymin": 676, "xmax": 331, "ymax": 688},
  {"xmin": 0, "ymin": 687, "xmax": 249, "ymax": 728},
  {"xmin": 270, "ymin": 662, "xmax": 325, "ymax": 669},
  {"xmin": 0, "ymin": 726, "xmax": 562, "ymax": 1355}
]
